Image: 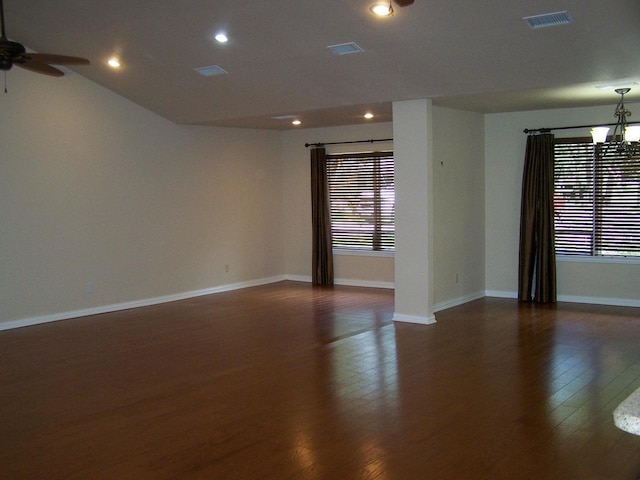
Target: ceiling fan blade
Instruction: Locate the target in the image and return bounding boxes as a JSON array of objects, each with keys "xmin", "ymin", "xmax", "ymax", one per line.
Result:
[
  {"xmin": 21, "ymin": 53, "xmax": 90, "ymax": 66},
  {"xmin": 394, "ymin": 0, "xmax": 415, "ymax": 6},
  {"xmin": 15, "ymin": 61, "xmax": 64, "ymax": 77}
]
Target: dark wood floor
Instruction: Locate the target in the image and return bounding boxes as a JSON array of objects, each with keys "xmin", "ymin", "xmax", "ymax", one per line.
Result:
[{"xmin": 2, "ymin": 281, "xmax": 640, "ymax": 479}]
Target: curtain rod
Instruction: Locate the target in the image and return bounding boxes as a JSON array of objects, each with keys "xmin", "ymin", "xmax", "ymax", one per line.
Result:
[
  {"xmin": 304, "ymin": 138, "xmax": 393, "ymax": 148},
  {"xmin": 523, "ymin": 121, "xmax": 640, "ymax": 134}
]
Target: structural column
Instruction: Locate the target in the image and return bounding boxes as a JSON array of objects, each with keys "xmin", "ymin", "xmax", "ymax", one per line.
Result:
[{"xmin": 392, "ymin": 99, "xmax": 436, "ymax": 325}]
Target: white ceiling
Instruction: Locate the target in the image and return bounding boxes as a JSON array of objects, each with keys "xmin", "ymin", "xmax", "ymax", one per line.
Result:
[{"xmin": 5, "ymin": 0, "xmax": 640, "ymax": 130}]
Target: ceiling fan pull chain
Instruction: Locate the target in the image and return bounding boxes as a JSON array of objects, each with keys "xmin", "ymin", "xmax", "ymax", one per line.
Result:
[{"xmin": 4, "ymin": 70, "xmax": 7, "ymax": 93}]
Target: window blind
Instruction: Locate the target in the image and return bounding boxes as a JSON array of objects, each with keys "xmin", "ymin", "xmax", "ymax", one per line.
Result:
[
  {"xmin": 554, "ymin": 138, "xmax": 640, "ymax": 257},
  {"xmin": 326, "ymin": 151, "xmax": 395, "ymax": 251}
]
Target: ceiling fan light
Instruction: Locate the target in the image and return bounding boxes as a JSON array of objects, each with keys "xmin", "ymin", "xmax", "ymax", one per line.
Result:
[
  {"xmin": 370, "ymin": 3, "xmax": 393, "ymax": 16},
  {"xmin": 625, "ymin": 125, "xmax": 640, "ymax": 143},
  {"xmin": 591, "ymin": 127, "xmax": 609, "ymax": 144}
]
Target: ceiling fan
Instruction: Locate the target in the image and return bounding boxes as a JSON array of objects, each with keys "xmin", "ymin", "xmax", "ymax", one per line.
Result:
[
  {"xmin": 394, "ymin": 0, "xmax": 415, "ymax": 5},
  {"xmin": 0, "ymin": 0, "xmax": 89, "ymax": 78}
]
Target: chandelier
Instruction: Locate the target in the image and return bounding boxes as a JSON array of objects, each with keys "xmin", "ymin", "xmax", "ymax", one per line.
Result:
[{"xmin": 591, "ymin": 88, "xmax": 640, "ymax": 158}]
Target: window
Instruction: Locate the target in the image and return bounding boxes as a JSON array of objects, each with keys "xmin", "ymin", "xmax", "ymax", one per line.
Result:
[
  {"xmin": 554, "ymin": 137, "xmax": 640, "ymax": 257},
  {"xmin": 326, "ymin": 151, "xmax": 394, "ymax": 252}
]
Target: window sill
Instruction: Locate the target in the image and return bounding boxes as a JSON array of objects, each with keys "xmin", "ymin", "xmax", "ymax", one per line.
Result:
[
  {"xmin": 333, "ymin": 249, "xmax": 395, "ymax": 258},
  {"xmin": 556, "ymin": 255, "xmax": 640, "ymax": 265}
]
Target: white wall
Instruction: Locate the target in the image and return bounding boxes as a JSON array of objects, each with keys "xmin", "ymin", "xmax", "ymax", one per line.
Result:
[
  {"xmin": 0, "ymin": 68, "xmax": 284, "ymax": 327},
  {"xmin": 281, "ymin": 122, "xmax": 395, "ymax": 286},
  {"xmin": 432, "ymin": 106, "xmax": 485, "ymax": 309},
  {"xmin": 485, "ymin": 105, "xmax": 640, "ymax": 306},
  {"xmin": 5, "ymin": 66, "xmax": 633, "ymax": 330}
]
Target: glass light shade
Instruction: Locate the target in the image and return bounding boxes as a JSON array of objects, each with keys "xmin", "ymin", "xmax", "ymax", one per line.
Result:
[
  {"xmin": 591, "ymin": 127, "xmax": 609, "ymax": 143},
  {"xmin": 625, "ymin": 125, "xmax": 640, "ymax": 142}
]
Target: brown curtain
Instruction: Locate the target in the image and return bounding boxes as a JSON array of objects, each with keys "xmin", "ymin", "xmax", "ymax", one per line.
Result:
[
  {"xmin": 518, "ymin": 133, "xmax": 557, "ymax": 303},
  {"xmin": 310, "ymin": 147, "xmax": 334, "ymax": 285}
]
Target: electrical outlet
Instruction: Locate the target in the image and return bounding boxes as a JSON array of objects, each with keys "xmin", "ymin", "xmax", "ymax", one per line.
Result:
[
  {"xmin": 225, "ymin": 264, "xmax": 230, "ymax": 273},
  {"xmin": 87, "ymin": 282, "xmax": 94, "ymax": 294},
  {"xmin": 455, "ymin": 273, "xmax": 459, "ymax": 284}
]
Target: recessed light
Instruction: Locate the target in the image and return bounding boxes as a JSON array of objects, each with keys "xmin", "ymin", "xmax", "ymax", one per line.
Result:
[
  {"xmin": 214, "ymin": 33, "xmax": 229, "ymax": 43},
  {"xmin": 364, "ymin": 112, "xmax": 374, "ymax": 119},
  {"xmin": 292, "ymin": 119, "xmax": 302, "ymax": 126},
  {"xmin": 107, "ymin": 57, "xmax": 121, "ymax": 68},
  {"xmin": 370, "ymin": 3, "xmax": 393, "ymax": 16}
]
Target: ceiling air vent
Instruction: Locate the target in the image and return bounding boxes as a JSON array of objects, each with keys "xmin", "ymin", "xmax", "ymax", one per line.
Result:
[
  {"xmin": 327, "ymin": 42, "xmax": 364, "ymax": 55},
  {"xmin": 523, "ymin": 11, "xmax": 572, "ymax": 29},
  {"xmin": 194, "ymin": 65, "xmax": 228, "ymax": 77}
]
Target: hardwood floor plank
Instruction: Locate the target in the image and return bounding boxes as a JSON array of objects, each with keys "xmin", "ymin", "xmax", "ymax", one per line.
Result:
[{"xmin": 1, "ymin": 282, "xmax": 640, "ymax": 479}]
